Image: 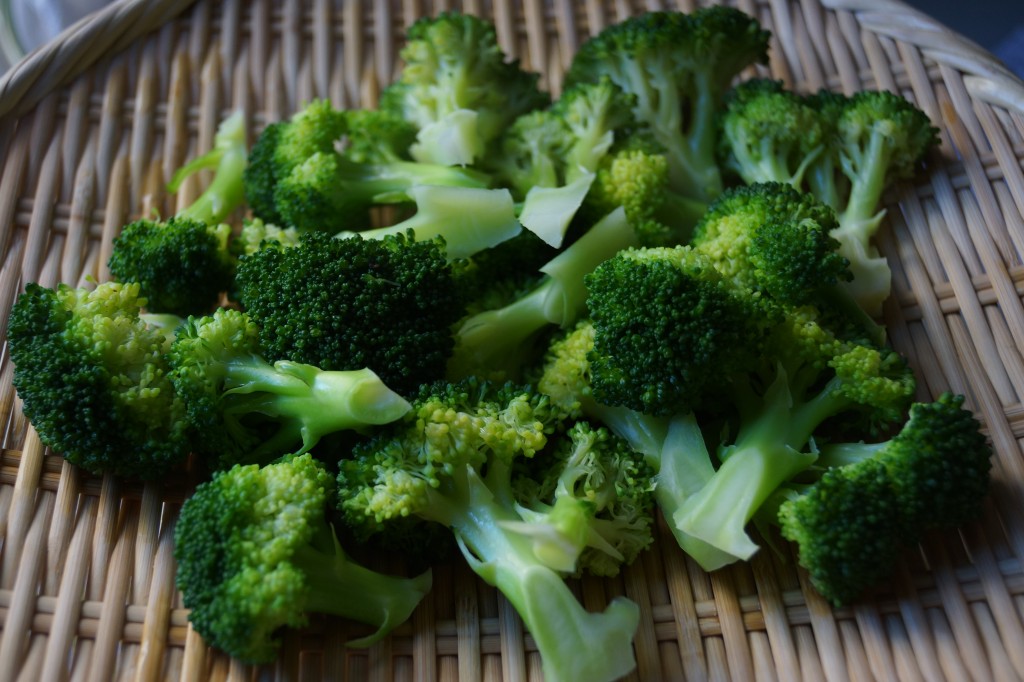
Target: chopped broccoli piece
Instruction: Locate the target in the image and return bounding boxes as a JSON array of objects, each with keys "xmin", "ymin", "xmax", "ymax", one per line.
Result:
[
  {"xmin": 379, "ymin": 12, "xmax": 549, "ymax": 166},
  {"xmin": 108, "ymin": 111, "xmax": 246, "ymax": 316},
  {"xmin": 337, "ymin": 378, "xmax": 641, "ymax": 682},
  {"xmin": 7, "ymin": 281, "xmax": 189, "ymax": 479},
  {"xmin": 174, "ymin": 453, "xmax": 431, "ymax": 663},
  {"xmin": 566, "ymin": 7, "xmax": 770, "ymax": 202},
  {"xmin": 168, "ymin": 308, "xmax": 411, "ymax": 470},
  {"xmin": 769, "ymin": 393, "xmax": 992, "ymax": 605}
]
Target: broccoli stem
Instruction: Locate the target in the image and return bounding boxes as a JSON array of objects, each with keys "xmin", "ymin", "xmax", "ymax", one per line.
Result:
[
  {"xmin": 340, "ymin": 185, "xmax": 522, "ymax": 260},
  {"xmin": 290, "ymin": 525, "xmax": 432, "ymax": 647},
  {"xmin": 172, "ymin": 110, "xmax": 248, "ymax": 226},
  {"xmin": 219, "ymin": 358, "xmax": 411, "ymax": 459},
  {"xmin": 423, "ymin": 466, "xmax": 640, "ymax": 682},
  {"xmin": 335, "ymin": 155, "xmax": 490, "ymax": 200}
]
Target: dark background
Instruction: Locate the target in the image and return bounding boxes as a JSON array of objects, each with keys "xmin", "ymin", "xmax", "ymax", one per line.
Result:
[{"xmin": 902, "ymin": 0, "xmax": 1024, "ymax": 77}]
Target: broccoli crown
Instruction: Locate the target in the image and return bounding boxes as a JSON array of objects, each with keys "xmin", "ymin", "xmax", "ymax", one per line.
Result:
[
  {"xmin": 380, "ymin": 12, "xmax": 549, "ymax": 165},
  {"xmin": 691, "ymin": 182, "xmax": 851, "ymax": 306},
  {"xmin": 837, "ymin": 90, "xmax": 940, "ymax": 187},
  {"xmin": 872, "ymin": 392, "xmax": 992, "ymax": 534},
  {"xmin": 777, "ymin": 459, "xmax": 903, "ymax": 606},
  {"xmin": 512, "ymin": 420, "xmax": 657, "ymax": 576},
  {"xmin": 235, "ymin": 230, "xmax": 464, "ymax": 396},
  {"xmin": 243, "ymin": 101, "xmax": 349, "ymax": 224},
  {"xmin": 585, "ymin": 246, "xmax": 766, "ymax": 416},
  {"xmin": 491, "ymin": 109, "xmax": 571, "ymax": 195},
  {"xmin": 174, "ymin": 453, "xmax": 431, "ymax": 663},
  {"xmin": 566, "ymin": 7, "xmax": 770, "ymax": 201},
  {"xmin": 108, "ymin": 217, "xmax": 234, "ymax": 317},
  {"xmin": 230, "ymin": 217, "xmax": 302, "ymax": 258},
  {"xmin": 339, "ymin": 108, "xmax": 418, "ymax": 164},
  {"xmin": 552, "ymin": 78, "xmax": 638, "ymax": 177},
  {"xmin": 7, "ymin": 282, "xmax": 188, "ymax": 479},
  {"xmin": 717, "ymin": 78, "xmax": 829, "ymax": 186}
]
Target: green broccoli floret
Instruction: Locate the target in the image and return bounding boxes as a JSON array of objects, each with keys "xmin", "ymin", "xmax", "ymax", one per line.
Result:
[
  {"xmin": 566, "ymin": 7, "xmax": 770, "ymax": 203},
  {"xmin": 769, "ymin": 393, "xmax": 992, "ymax": 605},
  {"xmin": 717, "ymin": 78, "xmax": 829, "ymax": 188},
  {"xmin": 825, "ymin": 90, "xmax": 939, "ymax": 314},
  {"xmin": 379, "ymin": 12, "xmax": 549, "ymax": 166},
  {"xmin": 337, "ymin": 378, "xmax": 642, "ymax": 682},
  {"xmin": 583, "ymin": 244, "xmax": 916, "ymax": 568},
  {"xmin": 107, "ymin": 110, "xmax": 246, "ymax": 316},
  {"xmin": 168, "ymin": 308, "xmax": 411, "ymax": 470},
  {"xmin": 584, "ymin": 136, "xmax": 708, "ymax": 246},
  {"xmin": 7, "ymin": 281, "xmax": 189, "ymax": 479},
  {"xmin": 507, "ymin": 420, "xmax": 657, "ymax": 577},
  {"xmin": 230, "ymin": 217, "xmax": 302, "ymax": 257},
  {"xmin": 243, "ymin": 100, "xmax": 490, "ymax": 233},
  {"xmin": 174, "ymin": 453, "xmax": 432, "ymax": 664},
  {"xmin": 447, "ymin": 207, "xmax": 638, "ymax": 381},
  {"xmin": 235, "ymin": 230, "xmax": 465, "ymax": 396}
]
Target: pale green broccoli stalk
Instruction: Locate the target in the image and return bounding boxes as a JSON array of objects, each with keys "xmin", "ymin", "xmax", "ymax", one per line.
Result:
[
  {"xmin": 7, "ymin": 281, "xmax": 190, "ymax": 479},
  {"xmin": 337, "ymin": 379, "xmax": 641, "ymax": 682},
  {"xmin": 447, "ymin": 207, "xmax": 638, "ymax": 381},
  {"xmin": 506, "ymin": 420, "xmax": 657, "ymax": 577},
  {"xmin": 565, "ymin": 7, "xmax": 770, "ymax": 203},
  {"xmin": 174, "ymin": 453, "xmax": 432, "ymax": 664},
  {"xmin": 168, "ymin": 307, "xmax": 411, "ymax": 470},
  {"xmin": 337, "ymin": 185, "xmax": 522, "ymax": 260},
  {"xmin": 379, "ymin": 12, "xmax": 549, "ymax": 166},
  {"xmin": 108, "ymin": 110, "xmax": 246, "ymax": 316}
]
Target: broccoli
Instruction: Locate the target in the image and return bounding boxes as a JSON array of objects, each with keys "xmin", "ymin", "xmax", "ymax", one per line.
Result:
[
  {"xmin": 7, "ymin": 281, "xmax": 190, "ymax": 479},
  {"xmin": 717, "ymin": 78, "xmax": 829, "ymax": 188},
  {"xmin": 379, "ymin": 12, "xmax": 550, "ymax": 167},
  {"xmin": 230, "ymin": 217, "xmax": 302, "ymax": 257},
  {"xmin": 565, "ymin": 7, "xmax": 770, "ymax": 203},
  {"xmin": 581, "ymin": 243, "xmax": 916, "ymax": 568},
  {"xmin": 243, "ymin": 100, "xmax": 490, "ymax": 233},
  {"xmin": 487, "ymin": 78, "xmax": 638, "ymax": 247},
  {"xmin": 767, "ymin": 393, "xmax": 992, "ymax": 605},
  {"xmin": 337, "ymin": 378, "xmax": 642, "ymax": 682},
  {"xmin": 174, "ymin": 453, "xmax": 432, "ymax": 664},
  {"xmin": 507, "ymin": 419, "xmax": 657, "ymax": 577},
  {"xmin": 718, "ymin": 83, "xmax": 939, "ymax": 315},
  {"xmin": 583, "ymin": 135, "xmax": 709, "ymax": 246},
  {"xmin": 107, "ymin": 110, "xmax": 246, "ymax": 316},
  {"xmin": 447, "ymin": 207, "xmax": 638, "ymax": 381},
  {"xmin": 168, "ymin": 308, "xmax": 411, "ymax": 470},
  {"xmin": 235, "ymin": 230, "xmax": 465, "ymax": 397}
]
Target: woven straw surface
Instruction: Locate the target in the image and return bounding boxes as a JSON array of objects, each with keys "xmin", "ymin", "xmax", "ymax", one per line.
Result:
[{"xmin": 0, "ymin": 0, "xmax": 1023, "ymax": 680}]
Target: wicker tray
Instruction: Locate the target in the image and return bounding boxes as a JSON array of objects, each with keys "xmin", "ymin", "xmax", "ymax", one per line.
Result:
[{"xmin": 1, "ymin": 0, "xmax": 1023, "ymax": 680}]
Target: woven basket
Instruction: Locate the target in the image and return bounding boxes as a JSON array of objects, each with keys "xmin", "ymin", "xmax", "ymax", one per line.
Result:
[{"xmin": 1, "ymin": 0, "xmax": 1023, "ymax": 680}]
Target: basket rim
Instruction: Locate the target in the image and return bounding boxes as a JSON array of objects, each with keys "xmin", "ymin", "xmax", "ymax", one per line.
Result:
[{"xmin": 0, "ymin": 0, "xmax": 1022, "ymax": 124}]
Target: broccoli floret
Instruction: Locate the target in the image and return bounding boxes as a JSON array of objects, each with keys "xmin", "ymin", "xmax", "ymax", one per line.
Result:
[
  {"xmin": 168, "ymin": 308, "xmax": 411, "ymax": 470},
  {"xmin": 825, "ymin": 90, "xmax": 939, "ymax": 314},
  {"xmin": 447, "ymin": 207, "xmax": 638, "ymax": 381},
  {"xmin": 770, "ymin": 393, "xmax": 992, "ymax": 605},
  {"xmin": 107, "ymin": 111, "xmax": 246, "ymax": 316},
  {"xmin": 7, "ymin": 281, "xmax": 189, "ymax": 479},
  {"xmin": 717, "ymin": 78, "xmax": 829, "ymax": 188},
  {"xmin": 337, "ymin": 378, "xmax": 642, "ymax": 682},
  {"xmin": 243, "ymin": 100, "xmax": 490, "ymax": 233},
  {"xmin": 235, "ymin": 230, "xmax": 465, "ymax": 397},
  {"xmin": 566, "ymin": 7, "xmax": 770, "ymax": 203},
  {"xmin": 584, "ymin": 136, "xmax": 708, "ymax": 246},
  {"xmin": 230, "ymin": 217, "xmax": 302, "ymax": 257},
  {"xmin": 174, "ymin": 453, "xmax": 432, "ymax": 664},
  {"xmin": 379, "ymin": 12, "xmax": 549, "ymax": 166},
  {"xmin": 507, "ymin": 420, "xmax": 656, "ymax": 577}
]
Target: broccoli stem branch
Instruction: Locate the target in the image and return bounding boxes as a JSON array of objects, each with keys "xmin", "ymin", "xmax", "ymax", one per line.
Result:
[
  {"xmin": 174, "ymin": 110, "xmax": 248, "ymax": 226},
  {"xmin": 290, "ymin": 525, "xmax": 432, "ymax": 647},
  {"xmin": 433, "ymin": 466, "xmax": 640, "ymax": 682}
]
